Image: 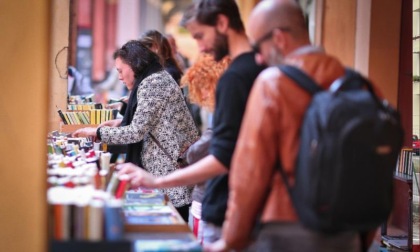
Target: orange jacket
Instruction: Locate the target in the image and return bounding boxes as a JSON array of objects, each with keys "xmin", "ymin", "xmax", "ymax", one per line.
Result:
[{"xmin": 222, "ymin": 47, "xmax": 346, "ymax": 249}]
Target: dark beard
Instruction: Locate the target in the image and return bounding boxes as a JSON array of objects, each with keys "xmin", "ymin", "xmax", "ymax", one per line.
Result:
[{"xmin": 213, "ymin": 31, "xmax": 229, "ymax": 62}]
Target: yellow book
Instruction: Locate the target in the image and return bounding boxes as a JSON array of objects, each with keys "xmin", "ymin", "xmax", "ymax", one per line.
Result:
[
  {"xmin": 101, "ymin": 109, "xmax": 106, "ymax": 124},
  {"xmin": 105, "ymin": 109, "xmax": 110, "ymax": 121},
  {"xmin": 96, "ymin": 110, "xmax": 101, "ymax": 124},
  {"xmin": 90, "ymin": 110, "xmax": 95, "ymax": 124}
]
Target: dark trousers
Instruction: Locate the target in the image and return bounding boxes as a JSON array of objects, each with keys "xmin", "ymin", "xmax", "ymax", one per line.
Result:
[
  {"xmin": 246, "ymin": 222, "xmax": 361, "ymax": 252},
  {"xmin": 176, "ymin": 204, "xmax": 191, "ymax": 223}
]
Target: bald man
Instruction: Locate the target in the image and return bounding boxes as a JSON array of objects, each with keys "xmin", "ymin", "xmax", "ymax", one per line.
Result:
[{"xmin": 206, "ymin": 1, "xmax": 366, "ymax": 251}]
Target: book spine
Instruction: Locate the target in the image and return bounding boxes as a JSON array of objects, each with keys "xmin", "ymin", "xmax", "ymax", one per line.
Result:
[
  {"xmin": 90, "ymin": 110, "xmax": 95, "ymax": 125},
  {"xmin": 104, "ymin": 199, "xmax": 124, "ymax": 240},
  {"xmin": 63, "ymin": 113, "xmax": 71, "ymax": 125},
  {"xmin": 53, "ymin": 204, "xmax": 70, "ymax": 240},
  {"xmin": 73, "ymin": 204, "xmax": 86, "ymax": 239},
  {"xmin": 106, "ymin": 172, "xmax": 119, "ymax": 195},
  {"xmin": 73, "ymin": 112, "xmax": 81, "ymax": 124},
  {"xmin": 57, "ymin": 109, "xmax": 68, "ymax": 125},
  {"xmin": 96, "ymin": 110, "xmax": 101, "ymax": 124},
  {"xmin": 115, "ymin": 176, "xmax": 129, "ymax": 199},
  {"xmin": 88, "ymin": 200, "xmax": 104, "ymax": 241}
]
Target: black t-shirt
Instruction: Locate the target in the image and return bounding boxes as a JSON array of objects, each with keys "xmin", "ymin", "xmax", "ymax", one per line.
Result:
[{"xmin": 201, "ymin": 52, "xmax": 266, "ymax": 226}]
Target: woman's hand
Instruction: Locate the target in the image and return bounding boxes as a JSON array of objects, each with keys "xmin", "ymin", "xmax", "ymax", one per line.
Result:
[
  {"xmin": 116, "ymin": 163, "xmax": 159, "ymax": 188},
  {"xmin": 105, "ymin": 102, "xmax": 122, "ymax": 110},
  {"xmin": 72, "ymin": 127, "xmax": 97, "ymax": 138},
  {"xmin": 99, "ymin": 118, "xmax": 122, "ymax": 128},
  {"xmin": 120, "ymin": 96, "xmax": 129, "ymax": 103}
]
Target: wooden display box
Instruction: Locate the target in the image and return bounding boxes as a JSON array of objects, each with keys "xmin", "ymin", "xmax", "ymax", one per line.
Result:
[
  {"xmin": 124, "ymin": 221, "xmax": 191, "ymax": 233},
  {"xmin": 59, "ymin": 123, "xmax": 99, "ymax": 133},
  {"xmin": 381, "ymin": 172, "xmax": 413, "ymax": 251}
]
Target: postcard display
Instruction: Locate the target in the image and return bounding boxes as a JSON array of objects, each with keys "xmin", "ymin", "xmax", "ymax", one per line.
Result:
[{"xmin": 47, "ymin": 131, "xmax": 201, "ymax": 252}]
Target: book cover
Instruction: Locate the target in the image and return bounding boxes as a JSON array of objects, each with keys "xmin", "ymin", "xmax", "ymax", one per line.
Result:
[
  {"xmin": 134, "ymin": 237, "xmax": 201, "ymax": 252},
  {"xmin": 125, "ymin": 215, "xmax": 178, "ymax": 225},
  {"xmin": 382, "ymin": 235, "xmax": 409, "ymax": 250},
  {"xmin": 123, "ymin": 204, "xmax": 174, "ymax": 216},
  {"xmin": 125, "ymin": 190, "xmax": 166, "ymax": 206}
]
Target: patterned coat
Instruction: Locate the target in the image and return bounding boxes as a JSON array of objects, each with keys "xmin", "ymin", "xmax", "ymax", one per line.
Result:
[{"xmin": 99, "ymin": 70, "xmax": 199, "ymax": 207}]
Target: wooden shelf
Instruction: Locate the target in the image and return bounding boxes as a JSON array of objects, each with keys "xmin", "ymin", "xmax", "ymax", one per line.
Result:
[
  {"xmin": 382, "ymin": 175, "xmax": 413, "ymax": 251},
  {"xmin": 394, "ymin": 172, "xmax": 413, "ymax": 184},
  {"xmin": 124, "ymin": 222, "xmax": 191, "ymax": 233},
  {"xmin": 49, "ymin": 240, "xmax": 132, "ymax": 252}
]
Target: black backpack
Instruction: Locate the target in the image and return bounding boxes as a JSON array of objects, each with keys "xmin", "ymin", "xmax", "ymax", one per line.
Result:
[{"xmin": 278, "ymin": 65, "xmax": 404, "ymax": 233}]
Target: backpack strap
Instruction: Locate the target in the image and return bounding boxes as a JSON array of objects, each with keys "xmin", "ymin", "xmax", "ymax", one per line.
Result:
[
  {"xmin": 277, "ymin": 65, "xmax": 320, "ymax": 194},
  {"xmin": 330, "ymin": 68, "xmax": 371, "ymax": 92},
  {"xmin": 278, "ymin": 65, "xmax": 323, "ymax": 95},
  {"xmin": 276, "ymin": 65, "xmax": 321, "ymax": 195},
  {"xmin": 276, "ymin": 159, "xmax": 293, "ymax": 196}
]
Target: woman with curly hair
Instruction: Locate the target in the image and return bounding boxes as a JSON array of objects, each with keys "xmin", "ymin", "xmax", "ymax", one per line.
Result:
[{"xmin": 181, "ymin": 53, "xmax": 230, "ymax": 112}]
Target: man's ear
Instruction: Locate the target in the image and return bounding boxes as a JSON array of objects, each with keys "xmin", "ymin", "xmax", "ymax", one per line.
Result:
[
  {"xmin": 216, "ymin": 14, "xmax": 229, "ymax": 34},
  {"xmin": 272, "ymin": 28, "xmax": 287, "ymax": 52}
]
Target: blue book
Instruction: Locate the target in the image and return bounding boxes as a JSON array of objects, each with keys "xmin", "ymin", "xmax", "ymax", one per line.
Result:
[{"xmin": 104, "ymin": 200, "xmax": 124, "ymax": 240}]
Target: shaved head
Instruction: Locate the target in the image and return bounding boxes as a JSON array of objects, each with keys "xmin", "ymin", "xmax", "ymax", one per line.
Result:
[
  {"xmin": 248, "ymin": 0, "xmax": 308, "ymax": 43},
  {"xmin": 248, "ymin": 0, "xmax": 310, "ymax": 66}
]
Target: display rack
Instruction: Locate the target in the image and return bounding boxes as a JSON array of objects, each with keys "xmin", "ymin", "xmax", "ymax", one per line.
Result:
[{"xmin": 381, "ymin": 172, "xmax": 413, "ymax": 251}]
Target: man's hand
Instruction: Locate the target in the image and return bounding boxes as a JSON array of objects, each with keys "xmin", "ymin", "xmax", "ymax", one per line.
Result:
[
  {"xmin": 116, "ymin": 163, "xmax": 159, "ymax": 188},
  {"xmin": 204, "ymin": 239, "xmax": 229, "ymax": 252},
  {"xmin": 72, "ymin": 127, "xmax": 97, "ymax": 138}
]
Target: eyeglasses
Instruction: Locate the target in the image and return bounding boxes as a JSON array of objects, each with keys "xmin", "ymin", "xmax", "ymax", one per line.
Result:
[{"xmin": 251, "ymin": 27, "xmax": 291, "ymax": 54}]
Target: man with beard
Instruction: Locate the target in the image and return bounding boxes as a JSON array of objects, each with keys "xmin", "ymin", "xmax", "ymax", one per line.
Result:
[
  {"xmin": 117, "ymin": 0, "xmax": 265, "ymax": 243},
  {"xmin": 206, "ymin": 1, "xmax": 368, "ymax": 251}
]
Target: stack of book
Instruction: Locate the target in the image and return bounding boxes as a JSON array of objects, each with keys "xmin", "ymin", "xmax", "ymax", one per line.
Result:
[
  {"xmin": 395, "ymin": 148, "xmax": 414, "ymax": 177},
  {"xmin": 381, "ymin": 235, "xmax": 409, "ymax": 251},
  {"xmin": 58, "ymin": 109, "xmax": 118, "ymax": 125},
  {"xmin": 123, "ymin": 189, "xmax": 190, "ymax": 233},
  {"xmin": 47, "ymin": 132, "xmax": 130, "ymax": 242},
  {"xmin": 129, "ymin": 232, "xmax": 201, "ymax": 252}
]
